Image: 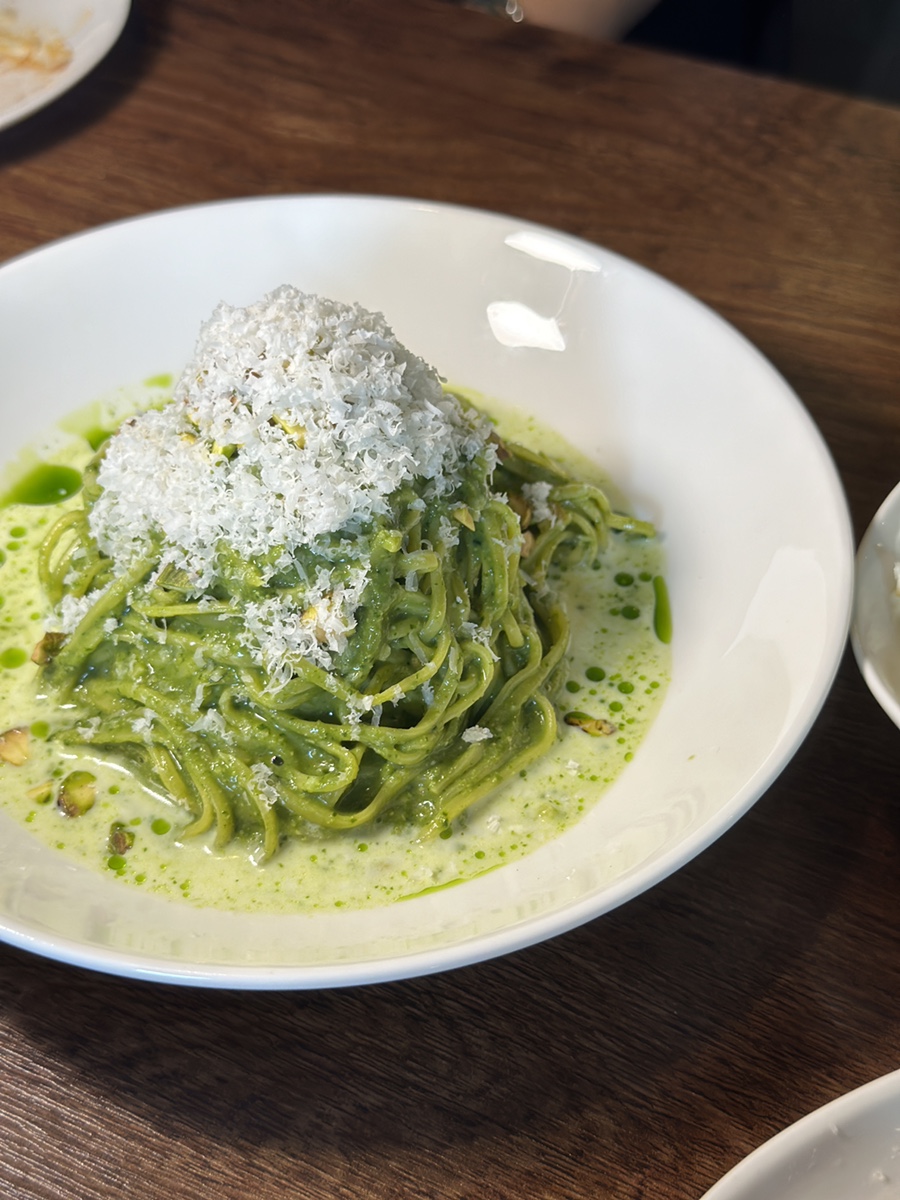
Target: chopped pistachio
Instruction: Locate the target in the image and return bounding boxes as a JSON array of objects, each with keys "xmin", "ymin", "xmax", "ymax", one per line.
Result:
[
  {"xmin": 488, "ymin": 430, "xmax": 510, "ymax": 461},
  {"xmin": 375, "ymin": 528, "xmax": 403, "ymax": 554},
  {"xmin": 31, "ymin": 631, "xmax": 68, "ymax": 665},
  {"xmin": 564, "ymin": 711, "xmax": 617, "ymax": 737},
  {"xmin": 507, "ymin": 492, "xmax": 533, "ymax": 528},
  {"xmin": 156, "ymin": 563, "xmax": 195, "ymax": 592},
  {"xmin": 0, "ymin": 726, "xmax": 30, "ymax": 765},
  {"xmin": 301, "ymin": 605, "xmax": 328, "ymax": 644},
  {"xmin": 108, "ymin": 822, "xmax": 135, "ymax": 855},
  {"xmin": 452, "ymin": 505, "xmax": 476, "ymax": 531},
  {"xmin": 270, "ymin": 413, "xmax": 307, "ymax": 448},
  {"xmin": 57, "ymin": 770, "xmax": 97, "ymax": 817},
  {"xmin": 26, "ymin": 781, "xmax": 54, "ymax": 805}
]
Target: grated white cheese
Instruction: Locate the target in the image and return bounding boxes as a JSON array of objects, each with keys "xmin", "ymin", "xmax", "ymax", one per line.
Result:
[
  {"xmin": 522, "ymin": 480, "xmax": 555, "ymax": 525},
  {"xmin": 249, "ymin": 761, "xmax": 282, "ymax": 809},
  {"xmin": 461, "ymin": 725, "xmax": 493, "ymax": 743},
  {"xmin": 76, "ymin": 716, "xmax": 101, "ymax": 740},
  {"xmin": 90, "ymin": 287, "xmax": 490, "ymax": 584},
  {"xmin": 458, "ymin": 620, "xmax": 498, "ymax": 659},
  {"xmin": 188, "ymin": 709, "xmax": 227, "ymax": 738},
  {"xmin": 130, "ymin": 710, "xmax": 157, "ymax": 745},
  {"xmin": 56, "ymin": 590, "xmax": 101, "ymax": 634},
  {"xmin": 436, "ymin": 514, "xmax": 460, "ymax": 549},
  {"xmin": 241, "ymin": 563, "xmax": 369, "ymax": 679},
  {"xmin": 82, "ymin": 287, "xmax": 496, "ymax": 681}
]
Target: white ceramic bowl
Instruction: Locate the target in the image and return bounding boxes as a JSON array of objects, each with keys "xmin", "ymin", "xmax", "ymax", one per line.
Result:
[
  {"xmin": 852, "ymin": 480, "xmax": 900, "ymax": 729},
  {"xmin": 0, "ymin": 195, "xmax": 853, "ymax": 987},
  {"xmin": 0, "ymin": 0, "xmax": 130, "ymax": 132},
  {"xmin": 702, "ymin": 1068, "xmax": 900, "ymax": 1200}
]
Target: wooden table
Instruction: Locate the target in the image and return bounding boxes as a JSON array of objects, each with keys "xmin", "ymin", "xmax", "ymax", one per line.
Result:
[{"xmin": 1, "ymin": 2, "xmax": 899, "ymax": 1196}]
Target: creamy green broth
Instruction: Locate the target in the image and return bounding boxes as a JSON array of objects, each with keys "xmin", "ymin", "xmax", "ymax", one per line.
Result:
[{"xmin": 0, "ymin": 389, "xmax": 670, "ymax": 914}]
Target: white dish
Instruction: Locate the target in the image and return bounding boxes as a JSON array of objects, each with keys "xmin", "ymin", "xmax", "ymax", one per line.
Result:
[
  {"xmin": 0, "ymin": 195, "xmax": 853, "ymax": 987},
  {"xmin": 852, "ymin": 480, "xmax": 900, "ymax": 729},
  {"xmin": 0, "ymin": 0, "xmax": 130, "ymax": 132},
  {"xmin": 701, "ymin": 1068, "xmax": 900, "ymax": 1199}
]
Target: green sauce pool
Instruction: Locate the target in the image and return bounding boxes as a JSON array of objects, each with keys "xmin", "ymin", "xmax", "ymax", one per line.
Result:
[{"xmin": 1, "ymin": 464, "xmax": 82, "ymax": 508}]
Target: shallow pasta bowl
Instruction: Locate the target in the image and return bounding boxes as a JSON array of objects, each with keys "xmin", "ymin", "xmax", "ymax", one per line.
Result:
[{"xmin": 0, "ymin": 195, "xmax": 853, "ymax": 987}]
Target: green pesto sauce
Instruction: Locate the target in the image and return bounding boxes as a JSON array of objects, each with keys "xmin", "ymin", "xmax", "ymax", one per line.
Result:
[
  {"xmin": 0, "ymin": 464, "xmax": 82, "ymax": 508},
  {"xmin": 653, "ymin": 574, "xmax": 673, "ymax": 644},
  {"xmin": 0, "ymin": 389, "xmax": 671, "ymax": 915}
]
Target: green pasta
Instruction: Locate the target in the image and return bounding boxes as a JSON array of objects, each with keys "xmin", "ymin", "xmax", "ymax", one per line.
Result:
[
  {"xmin": 31, "ymin": 290, "xmax": 655, "ymax": 863},
  {"xmin": 36, "ymin": 431, "xmax": 651, "ymax": 861}
]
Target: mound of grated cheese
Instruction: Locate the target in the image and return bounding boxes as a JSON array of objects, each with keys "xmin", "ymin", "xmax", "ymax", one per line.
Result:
[{"xmin": 84, "ymin": 286, "xmax": 494, "ymax": 681}]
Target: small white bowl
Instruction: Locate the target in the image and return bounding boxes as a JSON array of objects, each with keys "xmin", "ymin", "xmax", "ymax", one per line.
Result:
[
  {"xmin": 701, "ymin": 1068, "xmax": 900, "ymax": 1200},
  {"xmin": 0, "ymin": 0, "xmax": 131, "ymax": 132},
  {"xmin": 852, "ymin": 480, "xmax": 900, "ymax": 728}
]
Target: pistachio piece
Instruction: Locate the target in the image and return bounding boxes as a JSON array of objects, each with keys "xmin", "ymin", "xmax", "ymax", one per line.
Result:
[
  {"xmin": 301, "ymin": 604, "xmax": 328, "ymax": 644},
  {"xmin": 31, "ymin": 631, "xmax": 67, "ymax": 665},
  {"xmin": 488, "ymin": 430, "xmax": 510, "ymax": 461},
  {"xmin": 156, "ymin": 563, "xmax": 195, "ymax": 592},
  {"xmin": 57, "ymin": 770, "xmax": 97, "ymax": 817},
  {"xmin": 270, "ymin": 414, "xmax": 306, "ymax": 448},
  {"xmin": 25, "ymin": 780, "xmax": 54, "ymax": 805},
  {"xmin": 374, "ymin": 528, "xmax": 403, "ymax": 554},
  {"xmin": 0, "ymin": 726, "xmax": 29, "ymax": 765},
  {"xmin": 507, "ymin": 492, "xmax": 533, "ymax": 528},
  {"xmin": 564, "ymin": 711, "xmax": 617, "ymax": 737},
  {"xmin": 452, "ymin": 505, "xmax": 476, "ymax": 531},
  {"xmin": 108, "ymin": 822, "xmax": 135, "ymax": 855}
]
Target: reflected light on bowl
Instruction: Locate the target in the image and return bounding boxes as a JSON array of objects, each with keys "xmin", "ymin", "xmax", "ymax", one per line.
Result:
[
  {"xmin": 726, "ymin": 545, "xmax": 830, "ymax": 742},
  {"xmin": 486, "ymin": 300, "xmax": 566, "ymax": 350},
  {"xmin": 504, "ymin": 229, "xmax": 603, "ymax": 273}
]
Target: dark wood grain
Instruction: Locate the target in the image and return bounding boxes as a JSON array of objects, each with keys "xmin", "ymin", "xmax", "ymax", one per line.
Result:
[{"xmin": 1, "ymin": 2, "xmax": 899, "ymax": 1197}]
